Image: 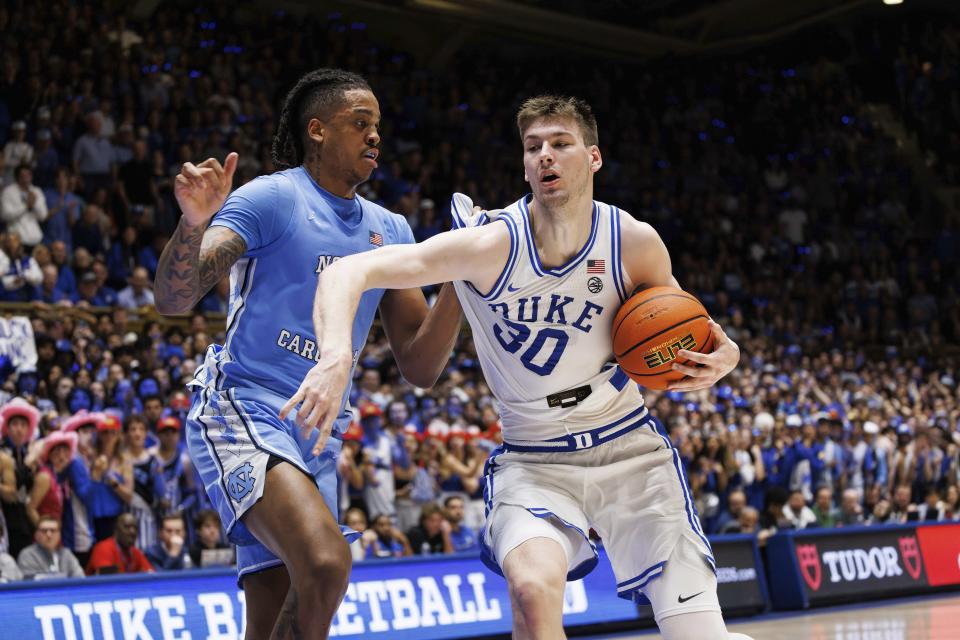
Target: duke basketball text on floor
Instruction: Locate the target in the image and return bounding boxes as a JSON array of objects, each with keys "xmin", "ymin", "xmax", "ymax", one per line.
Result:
[{"xmin": 0, "ymin": 1, "xmax": 957, "ymax": 639}]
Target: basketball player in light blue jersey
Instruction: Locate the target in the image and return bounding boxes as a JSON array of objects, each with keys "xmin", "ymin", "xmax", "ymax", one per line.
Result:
[
  {"xmin": 289, "ymin": 96, "xmax": 754, "ymax": 640},
  {"xmin": 154, "ymin": 69, "xmax": 462, "ymax": 638}
]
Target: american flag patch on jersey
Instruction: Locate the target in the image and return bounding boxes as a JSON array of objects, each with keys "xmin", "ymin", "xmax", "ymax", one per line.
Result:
[
  {"xmin": 587, "ymin": 259, "xmax": 605, "ymax": 273},
  {"xmin": 369, "ymin": 231, "xmax": 383, "ymax": 246}
]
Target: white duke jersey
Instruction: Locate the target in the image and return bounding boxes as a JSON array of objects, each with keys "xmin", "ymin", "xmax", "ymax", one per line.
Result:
[{"xmin": 452, "ymin": 194, "xmax": 645, "ymax": 443}]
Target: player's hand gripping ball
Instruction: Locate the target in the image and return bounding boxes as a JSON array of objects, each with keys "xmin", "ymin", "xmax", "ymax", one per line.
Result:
[{"xmin": 612, "ymin": 286, "xmax": 724, "ymax": 390}]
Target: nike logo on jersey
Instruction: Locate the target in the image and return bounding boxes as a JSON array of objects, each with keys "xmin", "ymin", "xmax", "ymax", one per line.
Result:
[
  {"xmin": 677, "ymin": 591, "xmax": 705, "ymax": 603},
  {"xmin": 507, "ymin": 284, "xmax": 520, "ymax": 293}
]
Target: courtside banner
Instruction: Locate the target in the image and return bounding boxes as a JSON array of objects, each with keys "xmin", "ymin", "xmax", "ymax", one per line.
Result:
[
  {"xmin": 0, "ymin": 549, "xmax": 638, "ymax": 639},
  {"xmin": 711, "ymin": 536, "xmax": 768, "ymax": 614},
  {"xmin": 916, "ymin": 523, "xmax": 960, "ymax": 587},
  {"xmin": 767, "ymin": 522, "xmax": 960, "ymax": 610}
]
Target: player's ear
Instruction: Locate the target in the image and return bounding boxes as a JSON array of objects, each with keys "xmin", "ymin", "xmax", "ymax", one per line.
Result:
[
  {"xmin": 589, "ymin": 145, "xmax": 603, "ymax": 173},
  {"xmin": 523, "ymin": 172, "xmax": 529, "ymax": 183},
  {"xmin": 306, "ymin": 118, "xmax": 324, "ymax": 145}
]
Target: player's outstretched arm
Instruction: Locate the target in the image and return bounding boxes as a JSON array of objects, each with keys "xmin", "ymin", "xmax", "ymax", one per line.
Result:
[
  {"xmin": 620, "ymin": 213, "xmax": 740, "ymax": 391},
  {"xmin": 155, "ymin": 153, "xmax": 244, "ymax": 315},
  {"xmin": 281, "ymin": 223, "xmax": 510, "ymax": 454}
]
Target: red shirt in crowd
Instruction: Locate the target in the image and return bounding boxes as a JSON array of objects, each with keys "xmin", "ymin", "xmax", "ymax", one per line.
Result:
[
  {"xmin": 35, "ymin": 466, "xmax": 64, "ymax": 523},
  {"xmin": 85, "ymin": 537, "xmax": 155, "ymax": 575}
]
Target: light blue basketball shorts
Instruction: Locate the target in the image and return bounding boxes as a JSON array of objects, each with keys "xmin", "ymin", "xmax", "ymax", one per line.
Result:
[{"xmin": 186, "ymin": 384, "xmax": 359, "ymax": 584}]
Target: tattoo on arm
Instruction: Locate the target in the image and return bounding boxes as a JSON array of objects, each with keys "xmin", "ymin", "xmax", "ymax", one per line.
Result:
[{"xmin": 155, "ymin": 222, "xmax": 247, "ymax": 314}]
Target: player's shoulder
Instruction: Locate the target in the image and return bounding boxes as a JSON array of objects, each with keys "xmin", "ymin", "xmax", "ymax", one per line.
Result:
[
  {"xmin": 236, "ymin": 169, "xmax": 286, "ymax": 191},
  {"xmin": 612, "ymin": 206, "xmax": 660, "ymax": 241},
  {"xmin": 593, "ymin": 198, "xmax": 633, "ymax": 221},
  {"xmin": 226, "ymin": 169, "xmax": 296, "ymax": 205}
]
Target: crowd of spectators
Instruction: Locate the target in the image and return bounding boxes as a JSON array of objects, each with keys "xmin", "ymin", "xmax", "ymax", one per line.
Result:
[
  {"xmin": 0, "ymin": 1, "xmax": 958, "ymax": 584},
  {"xmin": 882, "ymin": 20, "xmax": 960, "ymax": 185}
]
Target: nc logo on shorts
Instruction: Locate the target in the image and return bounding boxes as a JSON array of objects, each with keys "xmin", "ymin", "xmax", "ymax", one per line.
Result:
[{"xmin": 226, "ymin": 462, "xmax": 256, "ymax": 502}]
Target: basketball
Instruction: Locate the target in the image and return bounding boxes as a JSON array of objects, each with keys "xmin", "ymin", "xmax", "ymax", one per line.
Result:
[{"xmin": 612, "ymin": 286, "xmax": 715, "ymax": 390}]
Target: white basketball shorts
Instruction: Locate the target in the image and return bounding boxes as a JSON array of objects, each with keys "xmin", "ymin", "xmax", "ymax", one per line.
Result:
[{"xmin": 479, "ymin": 417, "xmax": 718, "ymax": 621}]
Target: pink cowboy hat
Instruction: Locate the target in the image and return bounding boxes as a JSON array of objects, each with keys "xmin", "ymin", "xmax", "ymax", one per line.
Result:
[
  {"xmin": 62, "ymin": 410, "xmax": 104, "ymax": 433},
  {"xmin": 39, "ymin": 430, "xmax": 78, "ymax": 465},
  {"xmin": 0, "ymin": 397, "xmax": 41, "ymax": 441}
]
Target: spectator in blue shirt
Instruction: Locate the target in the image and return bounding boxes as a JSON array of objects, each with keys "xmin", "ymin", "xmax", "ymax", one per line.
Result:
[
  {"xmin": 144, "ymin": 513, "xmax": 191, "ymax": 570},
  {"xmin": 107, "ymin": 226, "xmax": 142, "ymax": 286},
  {"xmin": 91, "ymin": 260, "xmax": 118, "ymax": 306},
  {"xmin": 72, "ymin": 113, "xmax": 114, "ymax": 197},
  {"xmin": 116, "ymin": 266, "xmax": 155, "ymax": 309},
  {"xmin": 32, "ymin": 130, "xmax": 59, "ymax": 188},
  {"xmin": 443, "ymin": 495, "xmax": 478, "ymax": 553},
  {"xmin": 49, "ymin": 240, "xmax": 76, "ymax": 295},
  {"xmin": 782, "ymin": 419, "xmax": 826, "ymax": 502},
  {"xmin": 72, "ymin": 272, "xmax": 112, "ymax": 307},
  {"xmin": 33, "ymin": 264, "xmax": 70, "ymax": 304},
  {"xmin": 43, "ymin": 169, "xmax": 81, "ymax": 252},
  {"xmin": 71, "ymin": 204, "xmax": 108, "ymax": 257}
]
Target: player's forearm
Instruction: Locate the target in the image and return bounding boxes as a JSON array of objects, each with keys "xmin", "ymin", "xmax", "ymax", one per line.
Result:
[
  {"xmin": 315, "ymin": 228, "xmax": 494, "ymax": 370},
  {"xmin": 313, "ymin": 261, "xmax": 369, "ymax": 363},
  {"xmin": 394, "ymin": 284, "xmax": 462, "ymax": 388},
  {"xmin": 155, "ymin": 219, "xmax": 207, "ymax": 314},
  {"xmin": 316, "ymin": 243, "xmax": 452, "ymax": 356},
  {"xmin": 156, "ymin": 221, "xmax": 246, "ymax": 315}
]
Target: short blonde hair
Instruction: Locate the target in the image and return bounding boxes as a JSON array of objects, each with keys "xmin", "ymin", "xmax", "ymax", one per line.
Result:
[{"xmin": 516, "ymin": 95, "xmax": 599, "ymax": 147}]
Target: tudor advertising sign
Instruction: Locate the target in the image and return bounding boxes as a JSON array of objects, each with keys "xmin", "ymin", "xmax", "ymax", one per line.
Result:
[{"xmin": 793, "ymin": 528, "xmax": 927, "ymax": 603}]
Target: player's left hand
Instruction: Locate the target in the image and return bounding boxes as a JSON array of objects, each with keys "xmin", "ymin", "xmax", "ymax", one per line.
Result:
[
  {"xmin": 667, "ymin": 319, "xmax": 740, "ymax": 392},
  {"xmin": 280, "ymin": 353, "xmax": 352, "ymax": 456}
]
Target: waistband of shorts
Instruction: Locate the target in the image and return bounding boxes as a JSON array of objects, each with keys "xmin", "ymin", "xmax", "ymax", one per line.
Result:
[{"xmin": 501, "ymin": 405, "xmax": 651, "ymax": 453}]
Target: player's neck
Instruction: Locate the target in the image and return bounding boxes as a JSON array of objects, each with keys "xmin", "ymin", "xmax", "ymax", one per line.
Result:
[
  {"xmin": 303, "ymin": 160, "xmax": 358, "ymax": 199},
  {"xmin": 529, "ymin": 194, "xmax": 594, "ymax": 268}
]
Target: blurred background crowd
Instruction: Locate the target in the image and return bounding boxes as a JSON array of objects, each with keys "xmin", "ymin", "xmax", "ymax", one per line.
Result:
[{"xmin": 0, "ymin": 0, "xmax": 958, "ymax": 582}]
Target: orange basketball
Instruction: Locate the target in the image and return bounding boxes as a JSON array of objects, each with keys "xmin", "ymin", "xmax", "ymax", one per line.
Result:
[{"xmin": 612, "ymin": 286, "xmax": 714, "ymax": 390}]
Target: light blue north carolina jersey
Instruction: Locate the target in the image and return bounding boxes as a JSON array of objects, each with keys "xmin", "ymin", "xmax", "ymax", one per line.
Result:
[{"xmin": 189, "ymin": 166, "xmax": 414, "ymax": 428}]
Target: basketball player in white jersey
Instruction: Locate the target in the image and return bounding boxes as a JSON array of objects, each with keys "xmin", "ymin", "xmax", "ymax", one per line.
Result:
[{"xmin": 284, "ymin": 96, "xmax": 752, "ymax": 640}]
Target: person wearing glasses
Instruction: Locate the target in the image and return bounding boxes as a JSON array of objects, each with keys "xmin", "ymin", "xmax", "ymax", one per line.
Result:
[{"xmin": 16, "ymin": 514, "xmax": 85, "ymax": 579}]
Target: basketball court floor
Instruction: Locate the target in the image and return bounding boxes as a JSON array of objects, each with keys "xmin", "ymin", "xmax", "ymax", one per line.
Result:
[{"xmin": 586, "ymin": 593, "xmax": 960, "ymax": 639}]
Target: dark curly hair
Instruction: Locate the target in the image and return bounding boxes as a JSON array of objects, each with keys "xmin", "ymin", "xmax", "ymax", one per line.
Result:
[{"xmin": 271, "ymin": 68, "xmax": 371, "ymax": 169}]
